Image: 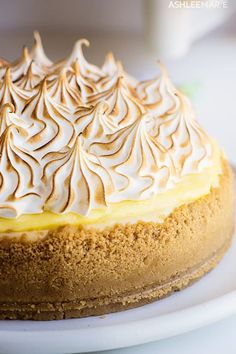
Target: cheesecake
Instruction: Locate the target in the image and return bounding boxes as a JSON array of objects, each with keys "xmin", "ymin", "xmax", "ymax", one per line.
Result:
[{"xmin": 0, "ymin": 33, "xmax": 234, "ymax": 320}]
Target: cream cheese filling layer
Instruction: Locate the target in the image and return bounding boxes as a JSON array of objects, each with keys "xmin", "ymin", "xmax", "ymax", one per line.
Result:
[{"xmin": 0, "ymin": 140, "xmax": 222, "ymax": 236}]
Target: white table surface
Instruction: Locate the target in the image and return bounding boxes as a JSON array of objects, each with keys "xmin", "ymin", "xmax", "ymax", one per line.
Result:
[{"xmin": 0, "ymin": 27, "xmax": 236, "ymax": 354}]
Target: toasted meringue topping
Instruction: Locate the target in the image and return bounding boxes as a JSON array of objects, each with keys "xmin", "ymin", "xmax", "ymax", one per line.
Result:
[
  {"xmin": 74, "ymin": 101, "xmax": 117, "ymax": 140},
  {"xmin": 43, "ymin": 135, "xmax": 114, "ymax": 215},
  {"xmin": 21, "ymin": 79, "xmax": 75, "ymax": 159},
  {"xmin": 60, "ymin": 39, "xmax": 105, "ymax": 81},
  {"xmin": 87, "ymin": 76, "xmax": 145, "ymax": 129},
  {"xmin": 47, "ymin": 68, "xmax": 82, "ymax": 109},
  {"xmin": 30, "ymin": 31, "xmax": 53, "ymax": 68},
  {"xmin": 0, "ymin": 68, "xmax": 32, "ymax": 113},
  {"xmin": 8, "ymin": 47, "xmax": 32, "ymax": 82},
  {"xmin": 91, "ymin": 114, "xmax": 175, "ymax": 201},
  {"xmin": 0, "ymin": 35, "xmax": 216, "ymax": 218},
  {"xmin": 15, "ymin": 60, "xmax": 47, "ymax": 90},
  {"xmin": 0, "ymin": 104, "xmax": 25, "ymax": 136},
  {"xmin": 102, "ymin": 52, "xmax": 118, "ymax": 76},
  {"xmin": 0, "ymin": 32, "xmax": 51, "ymax": 85},
  {"xmin": 136, "ymin": 63, "xmax": 177, "ymax": 115},
  {"xmin": 0, "ymin": 125, "xmax": 43, "ymax": 217},
  {"xmin": 154, "ymin": 91, "xmax": 212, "ymax": 175},
  {"xmin": 68, "ymin": 61, "xmax": 98, "ymax": 100}
]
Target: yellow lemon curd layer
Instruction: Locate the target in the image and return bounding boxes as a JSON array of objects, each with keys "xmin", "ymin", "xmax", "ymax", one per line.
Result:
[{"xmin": 0, "ymin": 141, "xmax": 223, "ymax": 233}]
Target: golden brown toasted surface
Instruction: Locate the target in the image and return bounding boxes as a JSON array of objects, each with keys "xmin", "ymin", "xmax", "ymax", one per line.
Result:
[{"xmin": 0, "ymin": 159, "xmax": 234, "ymax": 320}]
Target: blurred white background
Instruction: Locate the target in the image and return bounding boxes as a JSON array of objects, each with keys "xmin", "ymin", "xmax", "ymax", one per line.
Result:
[
  {"xmin": 0, "ymin": 0, "xmax": 235, "ymax": 60},
  {"xmin": 0, "ymin": 0, "xmax": 143, "ymax": 35}
]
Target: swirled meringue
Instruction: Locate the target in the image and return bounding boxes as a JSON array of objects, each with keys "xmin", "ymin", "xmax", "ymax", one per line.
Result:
[
  {"xmin": 136, "ymin": 65, "xmax": 212, "ymax": 175},
  {"xmin": 0, "ymin": 104, "xmax": 14, "ymax": 135},
  {"xmin": 154, "ymin": 91, "xmax": 212, "ymax": 175},
  {"xmin": 57, "ymin": 39, "xmax": 105, "ymax": 81},
  {"xmin": 8, "ymin": 47, "xmax": 32, "ymax": 82},
  {"xmin": 30, "ymin": 31, "xmax": 53, "ymax": 68},
  {"xmin": 0, "ymin": 103, "xmax": 28, "ymax": 136},
  {"xmin": 136, "ymin": 63, "xmax": 177, "ymax": 115},
  {"xmin": 87, "ymin": 76, "xmax": 145, "ymax": 129},
  {"xmin": 43, "ymin": 135, "xmax": 114, "ymax": 215},
  {"xmin": 69, "ymin": 59, "xmax": 118, "ymax": 99},
  {"xmin": 74, "ymin": 101, "xmax": 117, "ymax": 138},
  {"xmin": 0, "ymin": 68, "xmax": 32, "ymax": 113},
  {"xmin": 14, "ymin": 33, "xmax": 52, "ymax": 90},
  {"xmin": 100, "ymin": 55, "xmax": 134, "ymax": 92},
  {"xmin": 0, "ymin": 35, "xmax": 218, "ymax": 219},
  {"xmin": 102, "ymin": 52, "xmax": 118, "ymax": 77},
  {"xmin": 0, "ymin": 125, "xmax": 43, "ymax": 217},
  {"xmin": 15, "ymin": 60, "xmax": 47, "ymax": 90},
  {"xmin": 57, "ymin": 41, "xmax": 130, "ymax": 99},
  {"xmin": 47, "ymin": 68, "xmax": 82, "ymax": 109},
  {"xmin": 90, "ymin": 114, "xmax": 175, "ymax": 201},
  {"xmin": 0, "ymin": 33, "xmax": 51, "ymax": 87},
  {"xmin": 21, "ymin": 79, "xmax": 75, "ymax": 158},
  {"xmin": 67, "ymin": 61, "xmax": 98, "ymax": 100}
]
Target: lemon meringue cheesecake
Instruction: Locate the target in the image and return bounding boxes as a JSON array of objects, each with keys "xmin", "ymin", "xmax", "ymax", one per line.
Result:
[{"xmin": 0, "ymin": 33, "xmax": 234, "ymax": 320}]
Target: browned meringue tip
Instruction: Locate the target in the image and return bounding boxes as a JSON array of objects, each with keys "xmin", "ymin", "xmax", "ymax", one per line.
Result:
[
  {"xmin": 33, "ymin": 31, "xmax": 42, "ymax": 46},
  {"xmin": 105, "ymin": 52, "xmax": 115, "ymax": 61},
  {"xmin": 1, "ymin": 103, "xmax": 15, "ymax": 114},
  {"xmin": 70, "ymin": 39, "xmax": 90, "ymax": 60},
  {"xmin": 25, "ymin": 60, "xmax": 35, "ymax": 75},
  {"xmin": 9, "ymin": 45, "xmax": 31, "ymax": 68},
  {"xmin": 4, "ymin": 67, "xmax": 12, "ymax": 83},
  {"xmin": 1, "ymin": 124, "xmax": 14, "ymax": 137},
  {"xmin": 104, "ymin": 51, "xmax": 117, "ymax": 65},
  {"xmin": 116, "ymin": 75, "xmax": 125, "ymax": 87},
  {"xmin": 21, "ymin": 46, "xmax": 31, "ymax": 62},
  {"xmin": 31, "ymin": 31, "xmax": 52, "ymax": 67},
  {"xmin": 77, "ymin": 38, "xmax": 90, "ymax": 48}
]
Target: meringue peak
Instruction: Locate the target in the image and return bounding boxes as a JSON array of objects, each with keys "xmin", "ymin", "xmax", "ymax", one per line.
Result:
[
  {"xmin": 0, "ymin": 67, "xmax": 32, "ymax": 113},
  {"xmin": 64, "ymin": 38, "xmax": 105, "ymax": 81},
  {"xmin": 31, "ymin": 31, "xmax": 52, "ymax": 67},
  {"xmin": 43, "ymin": 134, "xmax": 114, "ymax": 215}
]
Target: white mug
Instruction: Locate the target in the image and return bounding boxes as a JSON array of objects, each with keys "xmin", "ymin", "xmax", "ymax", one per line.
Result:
[{"xmin": 144, "ymin": 0, "xmax": 234, "ymax": 59}]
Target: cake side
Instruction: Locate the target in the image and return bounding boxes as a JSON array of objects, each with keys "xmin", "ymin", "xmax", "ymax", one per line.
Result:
[{"xmin": 0, "ymin": 159, "xmax": 234, "ymax": 320}]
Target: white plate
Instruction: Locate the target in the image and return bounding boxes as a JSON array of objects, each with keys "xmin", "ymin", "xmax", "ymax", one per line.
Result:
[{"xmin": 0, "ymin": 180, "xmax": 236, "ymax": 354}]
